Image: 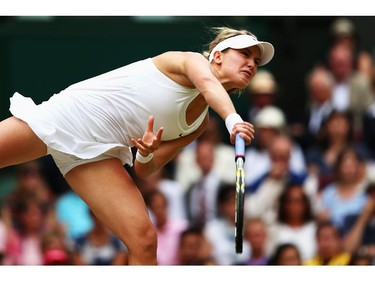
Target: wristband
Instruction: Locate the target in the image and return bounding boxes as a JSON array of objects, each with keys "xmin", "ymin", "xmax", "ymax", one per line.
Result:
[
  {"xmin": 136, "ymin": 151, "xmax": 153, "ymax": 163},
  {"xmin": 225, "ymin": 113, "xmax": 243, "ymax": 134}
]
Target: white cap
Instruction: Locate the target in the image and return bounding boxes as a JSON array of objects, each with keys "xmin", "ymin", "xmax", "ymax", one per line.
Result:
[
  {"xmin": 254, "ymin": 105, "xmax": 286, "ymax": 129},
  {"xmin": 208, "ymin": 34, "xmax": 274, "ymax": 66},
  {"xmin": 249, "ymin": 70, "xmax": 277, "ymax": 94},
  {"xmin": 331, "ymin": 18, "xmax": 355, "ymax": 37}
]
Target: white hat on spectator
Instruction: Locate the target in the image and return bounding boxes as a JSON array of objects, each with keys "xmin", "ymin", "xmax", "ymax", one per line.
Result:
[
  {"xmin": 330, "ymin": 18, "xmax": 355, "ymax": 37},
  {"xmin": 254, "ymin": 105, "xmax": 286, "ymax": 129},
  {"xmin": 248, "ymin": 70, "xmax": 277, "ymax": 94}
]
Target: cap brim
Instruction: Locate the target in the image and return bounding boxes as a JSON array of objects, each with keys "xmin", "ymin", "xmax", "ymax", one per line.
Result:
[
  {"xmin": 230, "ymin": 40, "xmax": 274, "ymax": 66},
  {"xmin": 257, "ymin": 42, "xmax": 275, "ymax": 66},
  {"xmin": 209, "ymin": 34, "xmax": 275, "ymax": 65}
]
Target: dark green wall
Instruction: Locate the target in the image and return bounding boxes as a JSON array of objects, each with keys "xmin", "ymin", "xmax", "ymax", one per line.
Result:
[{"xmin": 0, "ymin": 16, "xmax": 271, "ymax": 119}]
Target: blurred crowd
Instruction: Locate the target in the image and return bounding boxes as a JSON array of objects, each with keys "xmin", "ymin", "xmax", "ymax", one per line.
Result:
[{"xmin": 1, "ymin": 18, "xmax": 375, "ymax": 266}]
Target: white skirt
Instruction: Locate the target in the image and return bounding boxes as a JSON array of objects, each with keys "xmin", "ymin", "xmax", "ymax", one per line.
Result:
[{"xmin": 9, "ymin": 92, "xmax": 133, "ymax": 176}]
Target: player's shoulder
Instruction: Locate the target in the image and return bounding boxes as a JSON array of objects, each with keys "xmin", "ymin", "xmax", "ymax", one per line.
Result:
[{"xmin": 155, "ymin": 51, "xmax": 206, "ymax": 62}]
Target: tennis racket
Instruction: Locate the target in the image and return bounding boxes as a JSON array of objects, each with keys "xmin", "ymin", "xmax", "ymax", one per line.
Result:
[{"xmin": 234, "ymin": 134, "xmax": 246, "ymax": 254}]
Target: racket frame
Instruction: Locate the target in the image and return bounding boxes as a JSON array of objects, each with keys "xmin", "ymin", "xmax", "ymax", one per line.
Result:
[{"xmin": 234, "ymin": 134, "xmax": 246, "ymax": 254}]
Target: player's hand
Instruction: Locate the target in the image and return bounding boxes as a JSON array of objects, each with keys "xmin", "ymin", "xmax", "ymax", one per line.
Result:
[
  {"xmin": 131, "ymin": 115, "xmax": 164, "ymax": 156},
  {"xmin": 230, "ymin": 122, "xmax": 255, "ymax": 145}
]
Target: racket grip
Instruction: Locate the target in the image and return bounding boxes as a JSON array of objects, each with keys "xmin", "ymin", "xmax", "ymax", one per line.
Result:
[{"xmin": 235, "ymin": 134, "xmax": 245, "ymax": 159}]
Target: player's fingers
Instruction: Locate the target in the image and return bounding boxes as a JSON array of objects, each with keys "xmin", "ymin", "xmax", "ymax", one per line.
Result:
[
  {"xmin": 146, "ymin": 115, "xmax": 155, "ymax": 133},
  {"xmin": 131, "ymin": 138, "xmax": 146, "ymax": 151},
  {"xmin": 230, "ymin": 132, "xmax": 236, "ymax": 145},
  {"xmin": 136, "ymin": 137, "xmax": 159, "ymax": 153},
  {"xmin": 155, "ymin": 127, "xmax": 164, "ymax": 141}
]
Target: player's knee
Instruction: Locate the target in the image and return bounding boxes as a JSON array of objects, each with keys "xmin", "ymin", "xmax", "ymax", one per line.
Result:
[
  {"xmin": 126, "ymin": 221, "xmax": 157, "ymax": 260},
  {"xmin": 138, "ymin": 222, "xmax": 158, "ymax": 253}
]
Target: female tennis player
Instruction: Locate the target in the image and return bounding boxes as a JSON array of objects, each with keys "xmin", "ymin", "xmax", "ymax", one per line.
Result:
[{"xmin": 0, "ymin": 27, "xmax": 274, "ymax": 265}]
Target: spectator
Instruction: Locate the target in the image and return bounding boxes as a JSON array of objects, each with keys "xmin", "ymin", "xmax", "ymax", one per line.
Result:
[
  {"xmin": 176, "ymin": 227, "xmax": 213, "ymax": 265},
  {"xmin": 41, "ymin": 231, "xmax": 71, "ymax": 265},
  {"xmin": 3, "ymin": 160, "xmax": 54, "ymax": 220},
  {"xmin": 136, "ymin": 166, "xmax": 187, "ymax": 221},
  {"xmin": 245, "ymin": 134, "xmax": 313, "ymax": 225},
  {"xmin": 305, "ymin": 110, "xmax": 373, "ymax": 191},
  {"xmin": 241, "ymin": 218, "xmax": 270, "ymax": 265},
  {"xmin": 342, "ymin": 182, "xmax": 375, "ymax": 260},
  {"xmin": 326, "ymin": 43, "xmax": 374, "ymax": 139},
  {"xmin": 244, "ymin": 69, "xmax": 278, "ymax": 123},
  {"xmin": 329, "ymin": 17, "xmax": 374, "ymax": 84},
  {"xmin": 329, "ymin": 18, "xmax": 358, "ymax": 52},
  {"xmin": 268, "ymin": 184, "xmax": 317, "ymax": 262},
  {"xmin": 145, "ymin": 189, "xmax": 188, "ymax": 265},
  {"xmin": 175, "ymin": 116, "xmax": 235, "ymax": 192},
  {"xmin": 267, "ymin": 243, "xmax": 302, "ymax": 265},
  {"xmin": 71, "ymin": 210, "xmax": 127, "ymax": 265},
  {"xmin": 55, "ymin": 190, "xmax": 93, "ymax": 241},
  {"xmin": 316, "ymin": 146, "xmax": 369, "ymax": 233},
  {"xmin": 204, "ymin": 183, "xmax": 250, "ymax": 265},
  {"xmin": 6, "ymin": 197, "xmax": 47, "ymax": 265},
  {"xmin": 184, "ymin": 139, "xmax": 223, "ymax": 228},
  {"xmin": 304, "ymin": 221, "xmax": 351, "ymax": 265},
  {"xmin": 244, "ymin": 105, "xmax": 307, "ymax": 188},
  {"xmin": 289, "ymin": 65, "xmax": 335, "ymax": 152}
]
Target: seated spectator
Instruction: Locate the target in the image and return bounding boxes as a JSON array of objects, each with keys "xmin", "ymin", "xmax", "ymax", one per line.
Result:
[
  {"xmin": 245, "ymin": 134, "xmax": 314, "ymax": 225},
  {"xmin": 329, "ymin": 17, "xmax": 375, "ymax": 92},
  {"xmin": 241, "ymin": 218, "xmax": 270, "ymax": 265},
  {"xmin": 244, "ymin": 106, "xmax": 307, "ymax": 189},
  {"xmin": 305, "ymin": 110, "xmax": 373, "ymax": 191},
  {"xmin": 326, "ymin": 43, "xmax": 374, "ymax": 140},
  {"xmin": 3, "ymin": 160, "xmax": 55, "ymax": 221},
  {"xmin": 71, "ymin": 210, "xmax": 127, "ymax": 265},
  {"xmin": 55, "ymin": 190, "xmax": 93, "ymax": 241},
  {"xmin": 175, "ymin": 116, "xmax": 235, "ymax": 192},
  {"xmin": 145, "ymin": 189, "xmax": 188, "ymax": 265},
  {"xmin": 184, "ymin": 139, "xmax": 223, "ymax": 229},
  {"xmin": 243, "ymin": 69, "xmax": 278, "ymax": 123},
  {"xmin": 6, "ymin": 197, "xmax": 47, "ymax": 265},
  {"xmin": 268, "ymin": 184, "xmax": 317, "ymax": 262},
  {"xmin": 267, "ymin": 243, "xmax": 302, "ymax": 265},
  {"xmin": 135, "ymin": 165, "xmax": 187, "ymax": 221},
  {"xmin": 316, "ymin": 146, "xmax": 369, "ymax": 233},
  {"xmin": 304, "ymin": 221, "xmax": 351, "ymax": 265},
  {"xmin": 204, "ymin": 183, "xmax": 250, "ymax": 265},
  {"xmin": 41, "ymin": 231, "xmax": 71, "ymax": 265},
  {"xmin": 342, "ymin": 182, "xmax": 375, "ymax": 260},
  {"xmin": 176, "ymin": 227, "xmax": 213, "ymax": 265},
  {"xmin": 289, "ymin": 65, "xmax": 335, "ymax": 152}
]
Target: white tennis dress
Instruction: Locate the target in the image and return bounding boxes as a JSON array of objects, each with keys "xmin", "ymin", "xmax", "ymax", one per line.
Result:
[{"xmin": 9, "ymin": 58, "xmax": 209, "ymax": 175}]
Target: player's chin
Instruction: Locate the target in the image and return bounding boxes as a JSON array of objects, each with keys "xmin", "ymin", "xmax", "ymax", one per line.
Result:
[
  {"xmin": 236, "ymin": 80, "xmax": 250, "ymax": 90},
  {"xmin": 237, "ymin": 76, "xmax": 252, "ymax": 89}
]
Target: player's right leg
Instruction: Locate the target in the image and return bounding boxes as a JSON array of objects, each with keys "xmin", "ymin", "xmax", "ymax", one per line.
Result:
[
  {"xmin": 65, "ymin": 157, "xmax": 158, "ymax": 265},
  {"xmin": 0, "ymin": 117, "xmax": 48, "ymax": 168}
]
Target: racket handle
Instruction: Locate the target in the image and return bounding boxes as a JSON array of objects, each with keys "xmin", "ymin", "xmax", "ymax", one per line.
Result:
[{"xmin": 235, "ymin": 134, "xmax": 245, "ymax": 160}]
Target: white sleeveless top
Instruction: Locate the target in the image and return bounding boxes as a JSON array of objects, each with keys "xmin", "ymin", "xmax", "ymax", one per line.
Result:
[{"xmin": 9, "ymin": 58, "xmax": 209, "ymax": 166}]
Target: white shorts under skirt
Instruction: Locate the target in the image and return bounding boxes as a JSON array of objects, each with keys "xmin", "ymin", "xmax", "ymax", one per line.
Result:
[{"xmin": 47, "ymin": 146, "xmax": 131, "ymax": 177}]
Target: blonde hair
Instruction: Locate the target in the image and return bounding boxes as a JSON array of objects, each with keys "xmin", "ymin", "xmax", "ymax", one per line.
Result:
[{"xmin": 202, "ymin": 27, "xmax": 254, "ymax": 60}]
